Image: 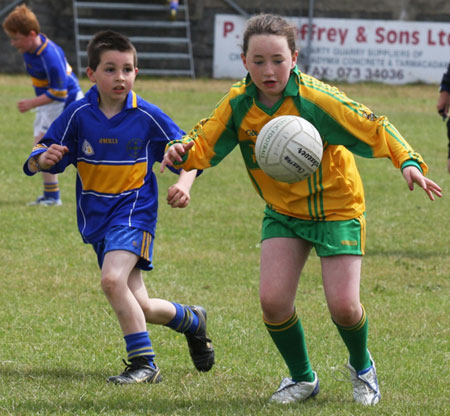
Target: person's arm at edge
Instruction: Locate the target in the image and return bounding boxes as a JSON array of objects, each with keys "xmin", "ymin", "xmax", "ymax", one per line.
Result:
[{"xmin": 18, "ymin": 93, "xmax": 54, "ymax": 113}]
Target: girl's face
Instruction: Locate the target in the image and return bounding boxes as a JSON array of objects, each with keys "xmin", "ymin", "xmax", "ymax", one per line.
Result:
[
  {"xmin": 86, "ymin": 50, "xmax": 137, "ymax": 107},
  {"xmin": 241, "ymin": 34, "xmax": 298, "ymax": 107}
]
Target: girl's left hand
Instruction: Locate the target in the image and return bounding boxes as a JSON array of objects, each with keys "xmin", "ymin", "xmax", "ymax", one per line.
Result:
[{"xmin": 402, "ymin": 166, "xmax": 442, "ymax": 201}]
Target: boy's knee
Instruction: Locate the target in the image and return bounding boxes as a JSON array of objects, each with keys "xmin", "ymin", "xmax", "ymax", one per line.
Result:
[{"xmin": 101, "ymin": 272, "xmax": 121, "ymax": 295}]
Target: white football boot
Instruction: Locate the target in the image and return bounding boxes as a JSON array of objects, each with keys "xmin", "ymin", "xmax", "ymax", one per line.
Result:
[
  {"xmin": 346, "ymin": 353, "xmax": 381, "ymax": 405},
  {"xmin": 270, "ymin": 371, "xmax": 320, "ymax": 404}
]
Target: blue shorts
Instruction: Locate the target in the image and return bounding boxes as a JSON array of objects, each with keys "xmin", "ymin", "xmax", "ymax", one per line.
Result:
[{"xmin": 92, "ymin": 225, "xmax": 154, "ymax": 270}]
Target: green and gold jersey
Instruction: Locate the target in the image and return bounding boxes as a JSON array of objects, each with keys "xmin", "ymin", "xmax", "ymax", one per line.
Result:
[{"xmin": 175, "ymin": 67, "xmax": 427, "ymax": 221}]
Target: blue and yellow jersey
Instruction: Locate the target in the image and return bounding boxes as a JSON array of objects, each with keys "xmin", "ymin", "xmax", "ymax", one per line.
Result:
[
  {"xmin": 440, "ymin": 62, "xmax": 450, "ymax": 92},
  {"xmin": 23, "ymin": 34, "xmax": 82, "ymax": 106},
  {"xmin": 23, "ymin": 85, "xmax": 184, "ymax": 243},
  {"xmin": 172, "ymin": 66, "xmax": 427, "ymax": 221}
]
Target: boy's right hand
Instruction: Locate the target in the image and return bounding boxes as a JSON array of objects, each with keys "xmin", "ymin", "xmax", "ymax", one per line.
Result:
[
  {"xmin": 37, "ymin": 144, "xmax": 69, "ymax": 170},
  {"xmin": 160, "ymin": 141, "xmax": 194, "ymax": 172},
  {"xmin": 437, "ymin": 90, "xmax": 450, "ymax": 119}
]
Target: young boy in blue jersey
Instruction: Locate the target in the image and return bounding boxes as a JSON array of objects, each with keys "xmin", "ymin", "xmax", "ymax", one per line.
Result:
[
  {"xmin": 23, "ymin": 30, "xmax": 214, "ymax": 384},
  {"xmin": 3, "ymin": 4, "xmax": 83, "ymax": 206}
]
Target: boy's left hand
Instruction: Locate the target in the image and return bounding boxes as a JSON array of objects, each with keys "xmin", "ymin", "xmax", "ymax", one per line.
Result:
[
  {"xmin": 18, "ymin": 98, "xmax": 34, "ymax": 113},
  {"xmin": 167, "ymin": 183, "xmax": 191, "ymax": 208},
  {"xmin": 402, "ymin": 166, "xmax": 442, "ymax": 201}
]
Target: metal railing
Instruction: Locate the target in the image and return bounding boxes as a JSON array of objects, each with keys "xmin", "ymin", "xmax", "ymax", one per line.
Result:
[
  {"xmin": 222, "ymin": 0, "xmax": 249, "ymax": 18},
  {"xmin": 72, "ymin": 0, "xmax": 195, "ymax": 77},
  {"xmin": 0, "ymin": 0, "xmax": 24, "ymax": 19}
]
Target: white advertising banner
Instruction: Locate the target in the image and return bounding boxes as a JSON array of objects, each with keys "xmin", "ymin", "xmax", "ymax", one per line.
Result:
[{"xmin": 213, "ymin": 14, "xmax": 450, "ymax": 84}]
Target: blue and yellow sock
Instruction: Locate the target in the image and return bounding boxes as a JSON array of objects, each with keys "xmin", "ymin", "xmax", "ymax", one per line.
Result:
[
  {"xmin": 43, "ymin": 181, "xmax": 60, "ymax": 201},
  {"xmin": 124, "ymin": 331, "xmax": 155, "ymax": 367},
  {"xmin": 165, "ymin": 303, "xmax": 199, "ymax": 334}
]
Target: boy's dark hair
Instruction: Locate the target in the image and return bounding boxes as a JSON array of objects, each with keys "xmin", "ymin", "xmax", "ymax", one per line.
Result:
[
  {"xmin": 87, "ymin": 30, "xmax": 137, "ymax": 70},
  {"xmin": 242, "ymin": 13, "xmax": 297, "ymax": 56},
  {"xmin": 2, "ymin": 4, "xmax": 40, "ymax": 36}
]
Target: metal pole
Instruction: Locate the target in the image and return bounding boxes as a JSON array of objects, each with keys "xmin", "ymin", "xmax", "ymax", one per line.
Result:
[
  {"xmin": 304, "ymin": 0, "xmax": 315, "ymax": 73},
  {"xmin": 72, "ymin": 0, "xmax": 82, "ymax": 77},
  {"xmin": 222, "ymin": 0, "xmax": 249, "ymax": 18},
  {"xmin": 0, "ymin": 0, "xmax": 23, "ymax": 19}
]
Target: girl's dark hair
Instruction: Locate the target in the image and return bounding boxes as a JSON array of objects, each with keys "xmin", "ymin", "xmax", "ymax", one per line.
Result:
[
  {"xmin": 87, "ymin": 30, "xmax": 137, "ymax": 70},
  {"xmin": 242, "ymin": 13, "xmax": 297, "ymax": 56}
]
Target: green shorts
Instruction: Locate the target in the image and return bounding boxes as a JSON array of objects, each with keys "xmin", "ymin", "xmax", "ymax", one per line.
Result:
[{"xmin": 261, "ymin": 206, "xmax": 365, "ymax": 257}]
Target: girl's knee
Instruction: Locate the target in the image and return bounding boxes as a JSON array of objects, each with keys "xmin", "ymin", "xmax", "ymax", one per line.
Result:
[
  {"xmin": 331, "ymin": 302, "xmax": 362, "ymax": 326},
  {"xmin": 260, "ymin": 294, "xmax": 293, "ymax": 323}
]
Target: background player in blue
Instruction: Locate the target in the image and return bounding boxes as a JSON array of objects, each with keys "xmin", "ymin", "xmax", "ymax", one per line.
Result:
[
  {"xmin": 23, "ymin": 30, "xmax": 214, "ymax": 384},
  {"xmin": 436, "ymin": 62, "xmax": 450, "ymax": 173},
  {"xmin": 3, "ymin": 4, "xmax": 83, "ymax": 206}
]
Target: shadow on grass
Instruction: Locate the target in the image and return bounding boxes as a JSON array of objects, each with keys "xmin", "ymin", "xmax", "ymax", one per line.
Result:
[
  {"xmin": 0, "ymin": 365, "xmax": 269, "ymax": 415},
  {"xmin": 0, "ymin": 364, "xmax": 104, "ymax": 381},
  {"xmin": 5, "ymin": 397, "xmax": 271, "ymax": 415},
  {"xmin": 1, "ymin": 394, "xmax": 333, "ymax": 416},
  {"xmin": 365, "ymin": 249, "xmax": 448, "ymax": 259},
  {"xmin": 0, "ymin": 200, "xmax": 28, "ymax": 207},
  {"xmin": 0, "ymin": 363, "xmax": 356, "ymax": 414}
]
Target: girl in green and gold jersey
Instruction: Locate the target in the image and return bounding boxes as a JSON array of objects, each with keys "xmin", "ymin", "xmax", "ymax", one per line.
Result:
[{"xmin": 161, "ymin": 13, "xmax": 442, "ymax": 406}]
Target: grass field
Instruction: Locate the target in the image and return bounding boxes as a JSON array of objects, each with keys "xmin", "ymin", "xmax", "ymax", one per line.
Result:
[{"xmin": 0, "ymin": 74, "xmax": 448, "ymax": 415}]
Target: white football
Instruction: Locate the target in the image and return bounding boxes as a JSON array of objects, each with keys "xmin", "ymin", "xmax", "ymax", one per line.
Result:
[{"xmin": 255, "ymin": 115, "xmax": 323, "ymax": 183}]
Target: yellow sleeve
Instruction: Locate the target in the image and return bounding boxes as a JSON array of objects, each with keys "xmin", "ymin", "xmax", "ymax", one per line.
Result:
[{"xmin": 172, "ymin": 92, "xmax": 239, "ymax": 171}]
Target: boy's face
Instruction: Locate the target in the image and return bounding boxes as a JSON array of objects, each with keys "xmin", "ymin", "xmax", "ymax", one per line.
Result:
[
  {"xmin": 5, "ymin": 30, "xmax": 37, "ymax": 53},
  {"xmin": 86, "ymin": 50, "xmax": 137, "ymax": 106},
  {"xmin": 241, "ymin": 34, "xmax": 297, "ymax": 105}
]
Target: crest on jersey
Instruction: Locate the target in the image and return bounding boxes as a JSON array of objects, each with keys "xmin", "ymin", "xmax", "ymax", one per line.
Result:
[
  {"xmin": 82, "ymin": 139, "xmax": 95, "ymax": 156},
  {"xmin": 361, "ymin": 111, "xmax": 377, "ymax": 121},
  {"xmin": 127, "ymin": 138, "xmax": 143, "ymax": 158}
]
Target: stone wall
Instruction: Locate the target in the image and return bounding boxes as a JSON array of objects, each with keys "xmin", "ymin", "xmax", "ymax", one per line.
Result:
[
  {"xmin": 0, "ymin": 0, "xmax": 77, "ymax": 74},
  {"xmin": 1, "ymin": 0, "xmax": 449, "ymax": 77}
]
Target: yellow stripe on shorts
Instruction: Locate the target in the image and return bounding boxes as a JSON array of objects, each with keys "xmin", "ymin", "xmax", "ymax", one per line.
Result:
[{"xmin": 140, "ymin": 232, "xmax": 151, "ymax": 261}]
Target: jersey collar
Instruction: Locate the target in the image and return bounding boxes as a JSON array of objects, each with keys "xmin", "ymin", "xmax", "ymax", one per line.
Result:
[
  {"xmin": 87, "ymin": 85, "xmax": 138, "ymax": 110},
  {"xmin": 124, "ymin": 89, "xmax": 138, "ymax": 109},
  {"xmin": 34, "ymin": 34, "xmax": 48, "ymax": 56},
  {"xmin": 285, "ymin": 66, "xmax": 301, "ymax": 96},
  {"xmin": 244, "ymin": 65, "xmax": 301, "ymax": 99}
]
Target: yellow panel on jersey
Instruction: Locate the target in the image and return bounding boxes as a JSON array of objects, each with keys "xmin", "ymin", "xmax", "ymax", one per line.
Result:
[
  {"xmin": 48, "ymin": 88, "xmax": 68, "ymax": 99},
  {"xmin": 31, "ymin": 77, "xmax": 49, "ymax": 88},
  {"xmin": 78, "ymin": 161, "xmax": 146, "ymax": 194}
]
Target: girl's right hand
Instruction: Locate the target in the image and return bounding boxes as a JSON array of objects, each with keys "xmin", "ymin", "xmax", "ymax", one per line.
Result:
[{"xmin": 160, "ymin": 141, "xmax": 194, "ymax": 172}]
